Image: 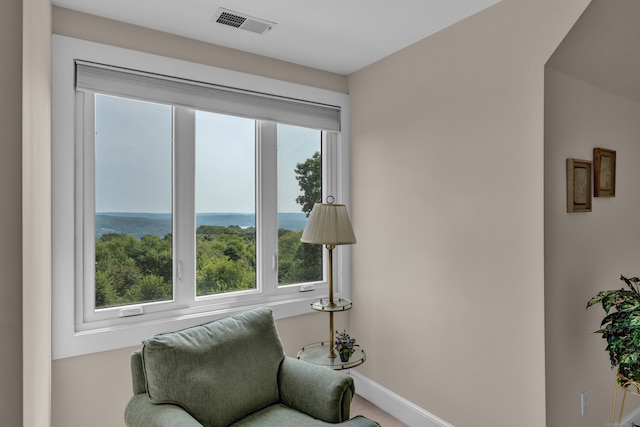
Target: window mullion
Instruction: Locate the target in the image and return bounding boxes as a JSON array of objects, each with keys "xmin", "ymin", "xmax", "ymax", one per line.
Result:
[
  {"xmin": 80, "ymin": 92, "xmax": 96, "ymax": 323},
  {"xmin": 256, "ymin": 121, "xmax": 278, "ymax": 292},
  {"xmin": 323, "ymin": 131, "xmax": 344, "ymax": 295},
  {"xmin": 174, "ymin": 107, "xmax": 196, "ymax": 305},
  {"xmin": 326, "ymin": 131, "xmax": 351, "ymax": 300}
]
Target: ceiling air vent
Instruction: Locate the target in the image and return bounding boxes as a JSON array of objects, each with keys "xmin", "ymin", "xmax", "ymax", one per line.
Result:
[{"xmin": 213, "ymin": 8, "xmax": 275, "ymax": 35}]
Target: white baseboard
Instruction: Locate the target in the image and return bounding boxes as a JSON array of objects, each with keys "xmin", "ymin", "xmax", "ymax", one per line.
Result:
[
  {"xmin": 621, "ymin": 406, "xmax": 640, "ymax": 427},
  {"xmin": 350, "ymin": 370, "xmax": 455, "ymax": 427}
]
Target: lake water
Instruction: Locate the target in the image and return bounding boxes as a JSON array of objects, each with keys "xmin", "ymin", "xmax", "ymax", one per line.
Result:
[{"xmin": 96, "ymin": 212, "xmax": 308, "ymax": 238}]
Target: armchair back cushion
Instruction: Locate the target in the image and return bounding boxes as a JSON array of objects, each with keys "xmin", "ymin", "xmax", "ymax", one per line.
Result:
[{"xmin": 141, "ymin": 307, "xmax": 285, "ymax": 427}]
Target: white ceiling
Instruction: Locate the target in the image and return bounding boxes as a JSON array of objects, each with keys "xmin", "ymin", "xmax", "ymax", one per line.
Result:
[{"xmin": 51, "ymin": 0, "xmax": 502, "ymax": 75}]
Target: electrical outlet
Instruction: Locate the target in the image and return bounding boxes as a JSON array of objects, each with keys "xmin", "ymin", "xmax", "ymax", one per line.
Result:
[{"xmin": 581, "ymin": 391, "xmax": 588, "ymax": 416}]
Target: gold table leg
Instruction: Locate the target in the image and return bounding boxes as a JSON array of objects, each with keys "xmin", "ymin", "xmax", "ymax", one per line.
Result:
[{"xmin": 611, "ymin": 374, "xmax": 640, "ymax": 427}]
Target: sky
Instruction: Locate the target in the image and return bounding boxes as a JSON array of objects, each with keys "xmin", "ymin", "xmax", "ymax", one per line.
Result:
[{"xmin": 95, "ymin": 94, "xmax": 320, "ymax": 214}]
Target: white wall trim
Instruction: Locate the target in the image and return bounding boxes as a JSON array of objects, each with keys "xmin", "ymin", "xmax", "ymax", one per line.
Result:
[
  {"xmin": 621, "ymin": 405, "xmax": 640, "ymax": 427},
  {"xmin": 350, "ymin": 370, "xmax": 455, "ymax": 427}
]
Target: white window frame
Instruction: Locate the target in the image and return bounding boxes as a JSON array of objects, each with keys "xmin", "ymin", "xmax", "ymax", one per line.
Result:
[{"xmin": 52, "ymin": 35, "xmax": 352, "ymax": 360}]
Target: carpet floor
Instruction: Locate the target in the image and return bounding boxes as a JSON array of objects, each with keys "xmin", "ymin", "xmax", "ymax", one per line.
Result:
[{"xmin": 350, "ymin": 394, "xmax": 408, "ymax": 426}]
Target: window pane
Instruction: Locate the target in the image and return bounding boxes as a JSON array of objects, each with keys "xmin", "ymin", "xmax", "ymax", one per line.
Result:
[
  {"xmin": 94, "ymin": 94, "xmax": 173, "ymax": 309},
  {"xmin": 195, "ymin": 111, "xmax": 256, "ymax": 296},
  {"xmin": 277, "ymin": 124, "xmax": 323, "ymax": 285}
]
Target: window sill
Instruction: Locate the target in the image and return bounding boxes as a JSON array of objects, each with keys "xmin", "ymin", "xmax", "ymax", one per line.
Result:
[{"xmin": 54, "ymin": 289, "xmax": 339, "ymax": 359}]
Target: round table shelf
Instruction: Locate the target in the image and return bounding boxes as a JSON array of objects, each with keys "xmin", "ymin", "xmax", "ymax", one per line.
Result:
[
  {"xmin": 297, "ymin": 341, "xmax": 365, "ymax": 370},
  {"xmin": 310, "ymin": 297, "xmax": 352, "ymax": 312}
]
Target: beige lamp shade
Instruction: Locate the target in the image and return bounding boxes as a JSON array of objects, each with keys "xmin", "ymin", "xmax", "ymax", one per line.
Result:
[{"xmin": 301, "ymin": 202, "xmax": 356, "ymax": 246}]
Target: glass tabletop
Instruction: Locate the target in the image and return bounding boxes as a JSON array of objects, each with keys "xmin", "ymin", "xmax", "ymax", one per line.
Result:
[
  {"xmin": 310, "ymin": 297, "xmax": 352, "ymax": 312},
  {"xmin": 297, "ymin": 341, "xmax": 366, "ymax": 370}
]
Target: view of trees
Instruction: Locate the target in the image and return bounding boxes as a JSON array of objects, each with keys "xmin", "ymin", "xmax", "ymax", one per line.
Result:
[
  {"xmin": 279, "ymin": 151, "xmax": 322, "ymax": 285},
  {"xmin": 95, "ymin": 152, "xmax": 322, "ymax": 309},
  {"xmin": 196, "ymin": 225, "xmax": 256, "ymax": 296},
  {"xmin": 95, "ymin": 233, "xmax": 172, "ymax": 308}
]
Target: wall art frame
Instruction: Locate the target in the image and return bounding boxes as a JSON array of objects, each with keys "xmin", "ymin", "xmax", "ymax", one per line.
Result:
[
  {"xmin": 567, "ymin": 158, "xmax": 592, "ymax": 213},
  {"xmin": 593, "ymin": 147, "xmax": 616, "ymax": 197}
]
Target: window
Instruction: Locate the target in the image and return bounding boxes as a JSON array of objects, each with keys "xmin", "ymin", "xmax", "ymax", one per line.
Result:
[
  {"xmin": 93, "ymin": 95, "xmax": 174, "ymax": 310},
  {"xmin": 52, "ymin": 36, "xmax": 351, "ymax": 359},
  {"xmin": 195, "ymin": 111, "xmax": 257, "ymax": 297},
  {"xmin": 277, "ymin": 125, "xmax": 323, "ymax": 285},
  {"xmin": 84, "ymin": 93, "xmax": 327, "ymax": 324}
]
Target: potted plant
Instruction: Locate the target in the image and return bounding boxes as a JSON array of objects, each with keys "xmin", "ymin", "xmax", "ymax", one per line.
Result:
[
  {"xmin": 587, "ymin": 275, "xmax": 640, "ymax": 387},
  {"xmin": 334, "ymin": 330, "xmax": 359, "ymax": 363}
]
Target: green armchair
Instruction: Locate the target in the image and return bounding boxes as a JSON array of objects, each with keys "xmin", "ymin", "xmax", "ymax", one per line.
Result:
[{"xmin": 124, "ymin": 307, "xmax": 380, "ymax": 427}]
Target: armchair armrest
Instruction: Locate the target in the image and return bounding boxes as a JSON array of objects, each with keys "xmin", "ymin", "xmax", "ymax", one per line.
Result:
[
  {"xmin": 125, "ymin": 394, "xmax": 202, "ymax": 427},
  {"xmin": 278, "ymin": 357, "xmax": 354, "ymax": 423},
  {"xmin": 130, "ymin": 350, "xmax": 146, "ymax": 395}
]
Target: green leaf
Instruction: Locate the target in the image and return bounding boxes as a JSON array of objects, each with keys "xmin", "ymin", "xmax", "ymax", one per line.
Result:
[
  {"xmin": 588, "ymin": 290, "xmax": 619, "ymax": 310},
  {"xmin": 601, "ymin": 311, "xmax": 621, "ymax": 327},
  {"xmin": 620, "ymin": 353, "xmax": 639, "ymax": 365},
  {"xmin": 602, "ymin": 292, "xmax": 619, "ymax": 313},
  {"xmin": 621, "ymin": 275, "xmax": 640, "ymax": 294},
  {"xmin": 619, "ymin": 299, "xmax": 640, "ymax": 313},
  {"xmin": 627, "ymin": 312, "xmax": 640, "ymax": 328}
]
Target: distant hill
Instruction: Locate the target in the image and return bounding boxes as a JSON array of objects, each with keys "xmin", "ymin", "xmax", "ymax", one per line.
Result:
[
  {"xmin": 96, "ymin": 212, "xmax": 308, "ymax": 238},
  {"xmin": 96, "ymin": 214, "xmax": 171, "ymax": 239}
]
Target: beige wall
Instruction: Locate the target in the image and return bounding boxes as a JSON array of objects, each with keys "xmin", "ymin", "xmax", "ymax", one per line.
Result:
[
  {"xmin": 23, "ymin": 0, "xmax": 52, "ymax": 424},
  {"xmin": 52, "ymin": 7, "xmax": 347, "ymax": 95},
  {"xmin": 347, "ymin": 0, "xmax": 589, "ymax": 426},
  {"xmin": 0, "ymin": 0, "xmax": 23, "ymax": 425},
  {"xmin": 544, "ymin": 67, "xmax": 640, "ymax": 426}
]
